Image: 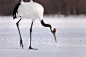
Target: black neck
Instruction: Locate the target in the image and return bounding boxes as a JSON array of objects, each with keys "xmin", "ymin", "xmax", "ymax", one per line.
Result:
[{"xmin": 41, "ymin": 20, "xmax": 51, "ymax": 29}]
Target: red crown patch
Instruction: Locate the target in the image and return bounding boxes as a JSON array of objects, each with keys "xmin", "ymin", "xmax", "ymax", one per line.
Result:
[{"xmin": 54, "ymin": 28, "xmax": 56, "ymax": 31}]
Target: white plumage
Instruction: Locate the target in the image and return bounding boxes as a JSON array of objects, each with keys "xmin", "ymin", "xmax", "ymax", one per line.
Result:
[{"xmin": 17, "ymin": 1, "xmax": 44, "ymax": 21}]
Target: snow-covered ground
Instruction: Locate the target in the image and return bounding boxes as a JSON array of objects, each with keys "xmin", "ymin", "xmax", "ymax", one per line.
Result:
[{"xmin": 0, "ymin": 15, "xmax": 86, "ymax": 57}]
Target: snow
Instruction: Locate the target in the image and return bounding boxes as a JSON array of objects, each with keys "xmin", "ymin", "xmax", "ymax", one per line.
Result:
[{"xmin": 0, "ymin": 15, "xmax": 86, "ymax": 57}]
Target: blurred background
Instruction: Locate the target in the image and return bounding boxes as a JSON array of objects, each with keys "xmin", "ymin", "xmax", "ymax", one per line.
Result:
[{"xmin": 0, "ymin": 0, "xmax": 86, "ymax": 16}]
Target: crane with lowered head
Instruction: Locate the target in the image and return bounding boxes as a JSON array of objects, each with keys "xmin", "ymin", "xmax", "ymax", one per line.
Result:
[{"xmin": 13, "ymin": 0, "xmax": 57, "ymax": 50}]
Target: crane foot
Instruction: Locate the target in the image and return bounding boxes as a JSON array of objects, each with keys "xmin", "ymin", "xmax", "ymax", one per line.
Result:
[{"xmin": 29, "ymin": 47, "xmax": 37, "ymax": 50}]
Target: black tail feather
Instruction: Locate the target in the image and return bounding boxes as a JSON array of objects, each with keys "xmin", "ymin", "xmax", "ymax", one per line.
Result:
[{"xmin": 13, "ymin": 3, "xmax": 21, "ymax": 19}]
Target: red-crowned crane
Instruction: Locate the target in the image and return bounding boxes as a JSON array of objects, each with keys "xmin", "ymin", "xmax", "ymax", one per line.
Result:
[{"xmin": 13, "ymin": 0, "xmax": 57, "ymax": 50}]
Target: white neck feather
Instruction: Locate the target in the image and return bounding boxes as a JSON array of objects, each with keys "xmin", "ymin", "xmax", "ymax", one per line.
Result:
[
  {"xmin": 30, "ymin": 0, "xmax": 33, "ymax": 2},
  {"xmin": 21, "ymin": 0, "xmax": 24, "ymax": 2},
  {"xmin": 21, "ymin": 0, "xmax": 33, "ymax": 3}
]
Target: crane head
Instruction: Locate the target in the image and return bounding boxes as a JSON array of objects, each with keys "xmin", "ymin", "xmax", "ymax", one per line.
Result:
[{"xmin": 51, "ymin": 28, "xmax": 57, "ymax": 43}]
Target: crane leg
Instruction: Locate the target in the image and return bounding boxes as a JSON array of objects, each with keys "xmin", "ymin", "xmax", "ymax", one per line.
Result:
[
  {"xmin": 29, "ymin": 22, "xmax": 37, "ymax": 50},
  {"xmin": 29, "ymin": 21, "xmax": 33, "ymax": 49},
  {"xmin": 16, "ymin": 19, "xmax": 23, "ymax": 48}
]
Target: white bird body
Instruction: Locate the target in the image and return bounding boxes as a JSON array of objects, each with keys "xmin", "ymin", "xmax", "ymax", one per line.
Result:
[
  {"xmin": 13, "ymin": 0, "xmax": 56, "ymax": 49},
  {"xmin": 17, "ymin": 2, "xmax": 44, "ymax": 21}
]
